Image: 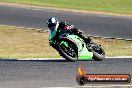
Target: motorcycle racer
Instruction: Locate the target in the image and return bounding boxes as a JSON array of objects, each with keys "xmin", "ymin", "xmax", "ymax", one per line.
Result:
[{"xmin": 47, "ymin": 17, "xmax": 105, "ymax": 61}]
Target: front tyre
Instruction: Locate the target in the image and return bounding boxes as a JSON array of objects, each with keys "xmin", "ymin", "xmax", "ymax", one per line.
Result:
[
  {"xmin": 57, "ymin": 39, "xmax": 78, "ymax": 62},
  {"xmin": 90, "ymin": 42, "xmax": 105, "ymax": 61}
]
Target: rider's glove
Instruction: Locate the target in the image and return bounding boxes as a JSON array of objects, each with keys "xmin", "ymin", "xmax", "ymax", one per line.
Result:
[
  {"xmin": 77, "ymin": 30, "xmax": 83, "ymax": 34},
  {"xmin": 49, "ymin": 41, "xmax": 54, "ymax": 46}
]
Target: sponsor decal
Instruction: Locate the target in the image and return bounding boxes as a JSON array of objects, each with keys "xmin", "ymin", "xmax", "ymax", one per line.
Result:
[{"xmin": 76, "ymin": 66, "xmax": 131, "ymax": 85}]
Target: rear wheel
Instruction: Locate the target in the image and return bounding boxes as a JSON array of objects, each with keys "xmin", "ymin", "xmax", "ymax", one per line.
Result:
[{"xmin": 58, "ymin": 39, "xmax": 78, "ymax": 62}]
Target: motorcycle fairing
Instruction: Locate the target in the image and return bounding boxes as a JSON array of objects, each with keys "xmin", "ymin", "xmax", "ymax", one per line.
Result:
[{"xmin": 63, "ymin": 35, "xmax": 93, "ymax": 60}]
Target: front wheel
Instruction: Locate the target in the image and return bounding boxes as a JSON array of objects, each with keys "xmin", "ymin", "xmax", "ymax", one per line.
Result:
[
  {"xmin": 57, "ymin": 39, "xmax": 78, "ymax": 62},
  {"xmin": 90, "ymin": 42, "xmax": 105, "ymax": 61}
]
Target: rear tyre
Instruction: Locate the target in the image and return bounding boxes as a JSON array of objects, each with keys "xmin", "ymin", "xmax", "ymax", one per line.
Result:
[{"xmin": 57, "ymin": 39, "xmax": 78, "ymax": 62}]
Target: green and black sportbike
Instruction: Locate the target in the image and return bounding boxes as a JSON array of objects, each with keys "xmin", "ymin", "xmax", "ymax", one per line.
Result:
[{"xmin": 49, "ymin": 28, "xmax": 105, "ymax": 62}]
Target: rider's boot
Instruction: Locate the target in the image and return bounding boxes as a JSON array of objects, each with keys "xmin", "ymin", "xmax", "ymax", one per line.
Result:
[
  {"xmin": 84, "ymin": 36, "xmax": 91, "ymax": 43},
  {"xmin": 84, "ymin": 36, "xmax": 93, "ymax": 51}
]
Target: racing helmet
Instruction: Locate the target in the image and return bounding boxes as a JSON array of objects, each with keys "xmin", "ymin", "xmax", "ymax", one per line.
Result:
[{"xmin": 47, "ymin": 17, "xmax": 58, "ymax": 30}]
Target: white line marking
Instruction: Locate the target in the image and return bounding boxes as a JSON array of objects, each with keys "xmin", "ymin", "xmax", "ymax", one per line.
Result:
[
  {"xmin": 17, "ymin": 56, "xmax": 132, "ymax": 60},
  {"xmin": 75, "ymin": 85, "xmax": 132, "ymax": 88},
  {"xmin": 40, "ymin": 85, "xmax": 132, "ymax": 88},
  {"xmin": 19, "ymin": 58, "xmax": 64, "ymax": 60},
  {"xmin": 106, "ymin": 56, "xmax": 132, "ymax": 58}
]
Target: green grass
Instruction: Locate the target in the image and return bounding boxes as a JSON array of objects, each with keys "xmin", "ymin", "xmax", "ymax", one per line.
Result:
[
  {"xmin": 0, "ymin": 0, "xmax": 132, "ymax": 14},
  {"xmin": 0, "ymin": 25, "xmax": 131, "ymax": 59}
]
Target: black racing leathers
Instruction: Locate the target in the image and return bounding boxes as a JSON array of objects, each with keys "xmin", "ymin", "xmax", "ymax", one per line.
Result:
[{"xmin": 58, "ymin": 22, "xmax": 90, "ymax": 42}]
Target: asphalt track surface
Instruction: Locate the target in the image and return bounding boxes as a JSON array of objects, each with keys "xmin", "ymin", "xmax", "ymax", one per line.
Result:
[
  {"xmin": 0, "ymin": 5, "xmax": 132, "ymax": 39},
  {"xmin": 0, "ymin": 58, "xmax": 132, "ymax": 88}
]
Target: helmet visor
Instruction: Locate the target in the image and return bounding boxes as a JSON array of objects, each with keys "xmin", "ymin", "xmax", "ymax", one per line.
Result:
[{"xmin": 48, "ymin": 23, "xmax": 56, "ymax": 28}]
